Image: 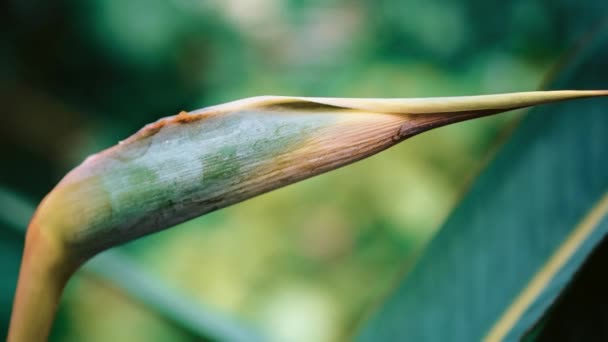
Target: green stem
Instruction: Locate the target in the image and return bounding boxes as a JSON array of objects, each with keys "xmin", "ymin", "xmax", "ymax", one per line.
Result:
[{"xmin": 7, "ymin": 223, "xmax": 77, "ymax": 342}]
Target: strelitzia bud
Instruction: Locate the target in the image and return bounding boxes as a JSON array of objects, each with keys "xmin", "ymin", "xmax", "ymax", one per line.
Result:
[{"xmin": 8, "ymin": 90, "xmax": 608, "ymax": 341}]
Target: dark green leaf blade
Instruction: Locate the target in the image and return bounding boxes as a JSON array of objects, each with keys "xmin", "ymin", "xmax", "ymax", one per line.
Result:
[
  {"xmin": 357, "ymin": 27, "xmax": 608, "ymax": 342},
  {"xmin": 531, "ymin": 234, "xmax": 608, "ymax": 341}
]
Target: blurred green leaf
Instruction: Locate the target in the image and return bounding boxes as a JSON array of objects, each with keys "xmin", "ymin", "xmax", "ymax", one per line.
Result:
[
  {"xmin": 0, "ymin": 188, "xmax": 33, "ymax": 336},
  {"xmin": 0, "ymin": 187, "xmax": 262, "ymax": 342},
  {"xmin": 357, "ymin": 25, "xmax": 608, "ymax": 341},
  {"xmin": 0, "ymin": 228, "xmax": 23, "ymax": 337}
]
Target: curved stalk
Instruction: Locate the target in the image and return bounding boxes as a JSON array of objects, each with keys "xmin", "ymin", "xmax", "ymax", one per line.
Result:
[
  {"xmin": 8, "ymin": 221, "xmax": 79, "ymax": 341},
  {"xmin": 8, "ymin": 90, "xmax": 608, "ymax": 341}
]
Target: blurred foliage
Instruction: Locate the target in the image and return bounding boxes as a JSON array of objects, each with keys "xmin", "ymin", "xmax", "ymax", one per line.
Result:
[
  {"xmin": 1, "ymin": 0, "xmax": 605, "ymax": 341},
  {"xmin": 358, "ymin": 25, "xmax": 608, "ymax": 341}
]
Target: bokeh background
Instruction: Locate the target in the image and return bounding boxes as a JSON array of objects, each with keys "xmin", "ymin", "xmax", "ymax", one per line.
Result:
[{"xmin": 0, "ymin": 0, "xmax": 603, "ymax": 341}]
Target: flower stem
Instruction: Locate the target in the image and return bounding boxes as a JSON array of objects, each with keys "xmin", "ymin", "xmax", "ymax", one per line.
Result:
[{"xmin": 7, "ymin": 222, "xmax": 77, "ymax": 342}]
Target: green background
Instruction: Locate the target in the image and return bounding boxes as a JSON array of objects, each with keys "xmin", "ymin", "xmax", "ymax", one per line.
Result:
[{"xmin": 1, "ymin": 0, "xmax": 606, "ymax": 341}]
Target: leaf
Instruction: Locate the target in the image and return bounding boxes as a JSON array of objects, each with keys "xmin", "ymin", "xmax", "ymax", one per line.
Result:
[
  {"xmin": 530, "ymin": 234, "xmax": 608, "ymax": 341},
  {"xmin": 356, "ymin": 25, "xmax": 608, "ymax": 342},
  {"xmin": 9, "ymin": 90, "xmax": 608, "ymax": 341},
  {"xmin": 32, "ymin": 90, "xmax": 608, "ymax": 260},
  {"xmin": 0, "ymin": 186, "xmax": 262, "ymax": 342}
]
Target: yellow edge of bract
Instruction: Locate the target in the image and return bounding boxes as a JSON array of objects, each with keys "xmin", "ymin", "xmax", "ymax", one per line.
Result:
[
  {"xmin": 484, "ymin": 191, "xmax": 608, "ymax": 342},
  {"xmin": 192, "ymin": 90, "xmax": 608, "ymax": 115}
]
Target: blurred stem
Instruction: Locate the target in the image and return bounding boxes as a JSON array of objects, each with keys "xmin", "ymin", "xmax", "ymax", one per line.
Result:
[{"xmin": 7, "ymin": 223, "xmax": 78, "ymax": 342}]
